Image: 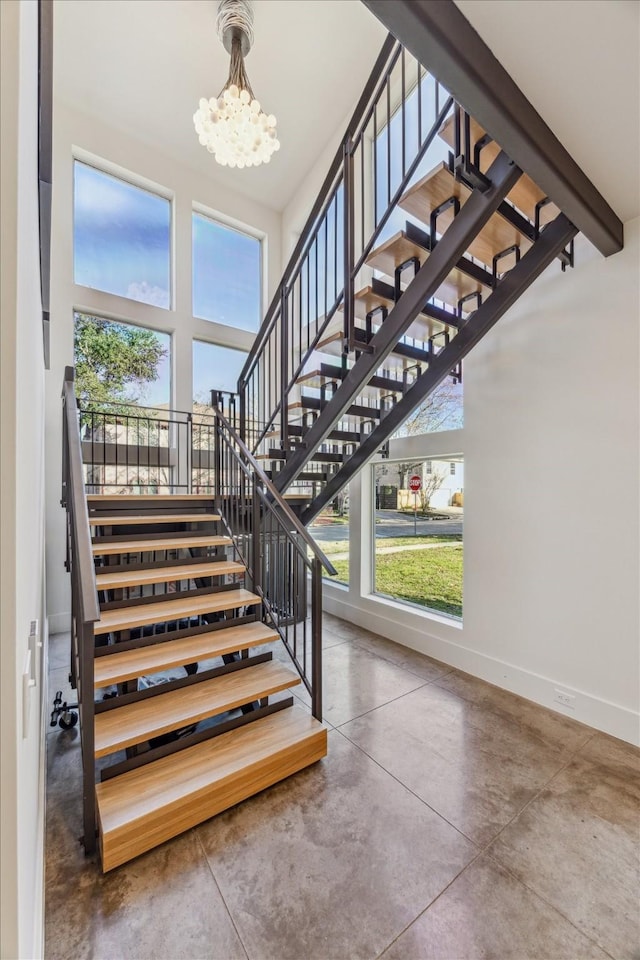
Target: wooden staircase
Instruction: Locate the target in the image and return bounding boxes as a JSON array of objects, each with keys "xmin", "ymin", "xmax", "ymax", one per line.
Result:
[{"xmin": 84, "ymin": 494, "xmax": 326, "ymax": 871}]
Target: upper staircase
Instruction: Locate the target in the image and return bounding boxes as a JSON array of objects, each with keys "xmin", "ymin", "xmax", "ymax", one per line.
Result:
[{"xmin": 236, "ymin": 37, "xmax": 580, "ymax": 522}]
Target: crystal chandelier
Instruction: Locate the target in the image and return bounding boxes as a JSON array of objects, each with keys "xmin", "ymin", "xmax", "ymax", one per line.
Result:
[{"xmin": 193, "ymin": 0, "xmax": 280, "ymax": 169}]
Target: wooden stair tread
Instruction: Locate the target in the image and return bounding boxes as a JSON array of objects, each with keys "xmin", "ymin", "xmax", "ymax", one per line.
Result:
[
  {"xmin": 94, "ymin": 588, "xmax": 261, "ymax": 635},
  {"xmin": 89, "ymin": 513, "xmax": 220, "ymax": 526},
  {"xmin": 92, "ymin": 535, "xmax": 232, "ymax": 556},
  {"xmin": 366, "ymin": 234, "xmax": 487, "ymax": 305},
  {"xmin": 342, "ymin": 283, "xmax": 461, "ymax": 342},
  {"xmin": 93, "ymin": 622, "xmax": 280, "ymax": 688},
  {"xmin": 94, "ymin": 659, "xmax": 301, "ymax": 757},
  {"xmin": 297, "ymin": 365, "xmax": 405, "ymax": 396},
  {"xmin": 398, "ymin": 161, "xmax": 532, "ymax": 267},
  {"xmin": 438, "ymin": 114, "xmax": 558, "ymax": 222},
  {"xmin": 95, "ymin": 560, "xmax": 245, "ymax": 591},
  {"xmin": 87, "ymin": 494, "xmax": 216, "ymax": 502},
  {"xmin": 294, "ymin": 370, "xmax": 396, "ymax": 404},
  {"xmin": 314, "ymin": 326, "xmax": 432, "ymax": 372},
  {"xmin": 96, "ymin": 705, "xmax": 327, "ymax": 871}
]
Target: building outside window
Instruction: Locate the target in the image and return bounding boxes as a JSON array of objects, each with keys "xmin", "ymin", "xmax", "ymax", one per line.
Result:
[{"xmin": 372, "ymin": 457, "xmax": 463, "ymax": 619}]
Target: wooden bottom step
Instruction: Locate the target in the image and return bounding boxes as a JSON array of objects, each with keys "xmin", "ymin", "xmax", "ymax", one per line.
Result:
[
  {"xmin": 94, "ymin": 621, "xmax": 280, "ymax": 688},
  {"xmin": 96, "ymin": 705, "xmax": 327, "ymax": 871},
  {"xmin": 94, "ymin": 659, "xmax": 301, "ymax": 757}
]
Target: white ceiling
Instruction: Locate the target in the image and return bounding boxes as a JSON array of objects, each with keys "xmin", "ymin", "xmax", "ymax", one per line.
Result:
[
  {"xmin": 455, "ymin": 0, "xmax": 640, "ymax": 224},
  {"xmin": 53, "ymin": 0, "xmax": 387, "ymax": 212},
  {"xmin": 54, "ymin": 0, "xmax": 639, "ymax": 223}
]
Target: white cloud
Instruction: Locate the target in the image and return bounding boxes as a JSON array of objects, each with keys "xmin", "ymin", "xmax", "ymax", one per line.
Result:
[{"xmin": 127, "ymin": 281, "xmax": 170, "ymax": 309}]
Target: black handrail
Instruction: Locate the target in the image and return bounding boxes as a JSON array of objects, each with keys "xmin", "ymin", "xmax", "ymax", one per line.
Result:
[
  {"xmin": 61, "ymin": 368, "xmax": 100, "ymax": 623},
  {"xmin": 61, "ymin": 366, "xmax": 99, "ymax": 856},
  {"xmin": 211, "ymin": 394, "xmax": 332, "ymax": 719},
  {"xmin": 211, "ymin": 395, "xmax": 336, "ymax": 576}
]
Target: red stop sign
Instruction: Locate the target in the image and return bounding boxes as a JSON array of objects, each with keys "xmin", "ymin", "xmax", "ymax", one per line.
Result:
[{"xmin": 409, "ymin": 475, "xmax": 422, "ymax": 492}]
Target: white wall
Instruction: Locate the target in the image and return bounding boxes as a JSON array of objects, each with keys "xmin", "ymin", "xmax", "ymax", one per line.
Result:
[
  {"xmin": 1, "ymin": 2, "xmax": 47, "ymax": 957},
  {"xmin": 322, "ymin": 224, "xmax": 640, "ymax": 746},
  {"xmin": 46, "ymin": 101, "xmax": 283, "ymax": 631},
  {"xmin": 281, "ymin": 107, "xmax": 351, "ymax": 267}
]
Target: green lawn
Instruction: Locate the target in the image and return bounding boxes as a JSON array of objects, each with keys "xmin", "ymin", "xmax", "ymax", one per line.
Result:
[
  {"xmin": 373, "ymin": 534, "xmax": 462, "ymax": 549},
  {"xmin": 327, "ymin": 538, "xmax": 463, "ymax": 618},
  {"xmin": 316, "ymin": 534, "xmax": 461, "ymax": 559}
]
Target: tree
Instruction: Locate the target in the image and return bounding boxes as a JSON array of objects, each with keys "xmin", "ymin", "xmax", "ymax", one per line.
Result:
[
  {"xmin": 74, "ymin": 313, "xmax": 167, "ymax": 408},
  {"xmin": 396, "ymin": 461, "xmax": 423, "ymax": 490},
  {"xmin": 419, "ymin": 466, "xmax": 447, "ymax": 511},
  {"xmin": 393, "ymin": 378, "xmax": 463, "ymax": 438}
]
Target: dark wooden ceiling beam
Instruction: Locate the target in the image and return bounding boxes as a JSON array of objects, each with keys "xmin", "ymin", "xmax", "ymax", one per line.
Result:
[{"xmin": 362, "ymin": 0, "xmax": 623, "ymax": 256}]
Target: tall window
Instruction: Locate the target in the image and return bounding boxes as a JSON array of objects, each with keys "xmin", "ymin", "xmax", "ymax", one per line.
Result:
[
  {"xmin": 373, "ymin": 458, "xmax": 463, "ymax": 619},
  {"xmin": 192, "ymin": 213, "xmax": 261, "ymax": 332},
  {"xmin": 74, "ymin": 162, "xmax": 171, "ymax": 308}
]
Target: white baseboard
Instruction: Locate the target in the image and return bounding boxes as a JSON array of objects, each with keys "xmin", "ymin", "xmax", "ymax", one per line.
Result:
[
  {"xmin": 324, "ymin": 594, "xmax": 640, "ymax": 747},
  {"xmin": 47, "ymin": 611, "xmax": 70, "ymax": 635}
]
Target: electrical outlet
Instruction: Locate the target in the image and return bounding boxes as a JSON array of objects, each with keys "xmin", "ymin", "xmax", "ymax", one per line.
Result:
[{"xmin": 554, "ymin": 688, "xmax": 576, "ymax": 709}]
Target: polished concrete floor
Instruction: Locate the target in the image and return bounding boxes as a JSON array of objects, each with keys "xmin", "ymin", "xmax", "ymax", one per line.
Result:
[{"xmin": 45, "ymin": 616, "xmax": 639, "ymax": 960}]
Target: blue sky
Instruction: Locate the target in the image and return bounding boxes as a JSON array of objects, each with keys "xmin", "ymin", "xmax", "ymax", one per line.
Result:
[
  {"xmin": 74, "ymin": 162, "xmax": 171, "ymax": 308},
  {"xmin": 193, "ymin": 341, "xmax": 248, "ymax": 402},
  {"xmin": 192, "ymin": 214, "xmax": 261, "ymax": 332}
]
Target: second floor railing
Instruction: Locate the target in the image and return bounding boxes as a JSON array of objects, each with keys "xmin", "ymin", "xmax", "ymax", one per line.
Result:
[{"xmin": 77, "ymin": 399, "xmax": 223, "ymax": 494}]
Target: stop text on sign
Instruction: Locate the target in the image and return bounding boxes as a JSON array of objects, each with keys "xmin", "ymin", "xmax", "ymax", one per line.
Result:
[{"xmin": 409, "ymin": 475, "xmax": 422, "ymax": 492}]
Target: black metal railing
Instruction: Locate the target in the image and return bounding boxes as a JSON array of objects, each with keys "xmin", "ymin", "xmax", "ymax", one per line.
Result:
[
  {"xmin": 61, "ymin": 367, "xmax": 100, "ymax": 855},
  {"xmin": 77, "ymin": 399, "xmax": 222, "ymax": 494},
  {"xmin": 237, "ymin": 33, "xmax": 454, "ymax": 460},
  {"xmin": 211, "ymin": 392, "xmax": 336, "ymax": 720}
]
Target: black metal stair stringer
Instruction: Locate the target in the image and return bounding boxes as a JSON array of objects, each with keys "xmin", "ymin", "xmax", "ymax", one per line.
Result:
[
  {"xmin": 273, "ymin": 150, "xmax": 522, "ymax": 495},
  {"xmin": 300, "ymin": 212, "xmax": 578, "ymax": 523}
]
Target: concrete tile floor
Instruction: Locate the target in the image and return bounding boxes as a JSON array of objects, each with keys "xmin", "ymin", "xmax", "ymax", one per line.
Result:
[{"xmin": 44, "ymin": 621, "xmax": 639, "ymax": 960}]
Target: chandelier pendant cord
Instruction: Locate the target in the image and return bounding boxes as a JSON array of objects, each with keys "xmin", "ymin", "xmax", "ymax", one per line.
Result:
[{"xmin": 223, "ymin": 38, "xmax": 255, "ymax": 102}]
